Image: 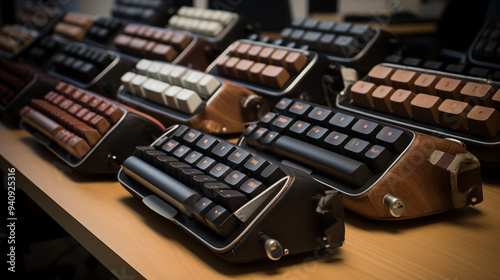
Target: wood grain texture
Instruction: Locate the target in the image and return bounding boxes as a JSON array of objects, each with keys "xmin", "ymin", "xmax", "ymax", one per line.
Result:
[
  {"xmin": 343, "ymin": 132, "xmax": 482, "ymax": 219},
  {"xmin": 175, "ymin": 37, "xmax": 218, "ymax": 71},
  {"xmin": 1, "ymin": 123, "xmax": 499, "ymax": 279}
]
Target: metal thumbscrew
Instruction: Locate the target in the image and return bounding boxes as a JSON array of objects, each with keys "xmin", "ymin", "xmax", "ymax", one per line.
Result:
[{"xmin": 383, "ymin": 194, "xmax": 405, "ymax": 217}]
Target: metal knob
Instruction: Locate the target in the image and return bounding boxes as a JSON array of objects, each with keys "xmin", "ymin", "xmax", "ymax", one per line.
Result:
[
  {"xmin": 383, "ymin": 194, "xmax": 405, "ymax": 217},
  {"xmin": 260, "ymin": 233, "xmax": 283, "ymax": 261}
]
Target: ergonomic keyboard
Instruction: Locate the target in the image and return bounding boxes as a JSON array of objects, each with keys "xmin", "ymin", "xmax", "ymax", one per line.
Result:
[
  {"xmin": 113, "ymin": 23, "xmax": 216, "ymax": 70},
  {"xmin": 53, "ymin": 12, "xmax": 95, "ymax": 42},
  {"xmin": 22, "ymin": 36, "xmax": 63, "ymax": 71},
  {"xmin": 0, "ymin": 25, "xmax": 38, "ymax": 59},
  {"xmin": 19, "ymin": 82, "xmax": 165, "ymax": 174},
  {"xmin": 118, "ymin": 124, "xmax": 345, "ymax": 262},
  {"xmin": 117, "ymin": 59, "xmax": 267, "ymax": 135},
  {"xmin": 468, "ymin": 20, "xmax": 500, "ymax": 70},
  {"xmin": 336, "ymin": 63, "xmax": 500, "ymax": 167},
  {"xmin": 83, "ymin": 17, "xmax": 124, "ymax": 48},
  {"xmin": 167, "ymin": 6, "xmax": 254, "ymax": 47},
  {"xmin": 15, "ymin": 5, "xmax": 62, "ymax": 33},
  {"xmin": 0, "ymin": 59, "xmax": 57, "ymax": 118},
  {"xmin": 249, "ymin": 18, "xmax": 399, "ymax": 75},
  {"xmin": 48, "ymin": 42, "xmax": 134, "ymax": 98},
  {"xmin": 111, "ymin": 0, "xmax": 176, "ymax": 26},
  {"xmin": 205, "ymin": 39, "xmax": 337, "ymax": 105},
  {"xmin": 239, "ymin": 98, "xmax": 483, "ymax": 219}
]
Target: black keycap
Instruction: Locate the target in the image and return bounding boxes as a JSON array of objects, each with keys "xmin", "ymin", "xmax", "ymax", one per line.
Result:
[
  {"xmin": 468, "ymin": 67, "xmax": 490, "ymax": 78},
  {"xmin": 291, "ymin": 18, "xmax": 305, "ymax": 27},
  {"xmin": 290, "ymin": 29, "xmax": 305, "ymax": 42},
  {"xmin": 307, "ymin": 107, "xmax": 333, "ymax": 124},
  {"xmin": 375, "ymin": 127, "xmax": 411, "ymax": 154},
  {"xmin": 184, "ymin": 150, "xmax": 203, "ymax": 165},
  {"xmin": 243, "ymin": 155, "xmax": 269, "ymax": 175},
  {"xmin": 193, "ymin": 197, "xmax": 215, "ymax": 225},
  {"xmin": 144, "ymin": 150, "xmax": 166, "ymax": 165},
  {"xmin": 275, "ymin": 98, "xmax": 293, "ymax": 112},
  {"xmin": 203, "ymin": 182, "xmax": 231, "ymax": 199},
  {"xmin": 243, "ymin": 124, "xmax": 257, "ymax": 137},
  {"xmin": 270, "ymin": 115, "xmax": 293, "ymax": 132},
  {"xmin": 161, "ymin": 139, "xmax": 179, "ymax": 153},
  {"xmin": 349, "ymin": 24, "xmax": 374, "ymax": 43},
  {"xmin": 288, "ymin": 120, "xmax": 311, "ymax": 139},
  {"xmin": 288, "ymin": 101, "xmax": 311, "ymax": 118},
  {"xmin": 444, "ymin": 64, "xmax": 465, "ymax": 74},
  {"xmin": 333, "ymin": 22, "xmax": 352, "ymax": 33},
  {"xmin": 153, "ymin": 134, "xmax": 169, "ymax": 149},
  {"xmin": 133, "ymin": 146, "xmax": 156, "ymax": 159},
  {"xmin": 251, "ymin": 127, "xmax": 268, "ymax": 142},
  {"xmin": 205, "ymin": 205, "xmax": 239, "ymax": 237},
  {"xmin": 302, "ymin": 31, "xmax": 322, "ymax": 46},
  {"xmin": 364, "ymin": 145, "xmax": 394, "ymax": 172},
  {"xmin": 402, "ymin": 57, "xmax": 421, "ymax": 67},
  {"xmin": 261, "ymin": 131, "xmax": 280, "ymax": 145},
  {"xmin": 351, "ymin": 119, "xmax": 382, "ymax": 142},
  {"xmin": 209, "ymin": 163, "xmax": 232, "ymax": 180},
  {"xmin": 224, "ymin": 170, "xmax": 248, "ymax": 189},
  {"xmin": 260, "ymin": 112, "xmax": 277, "ymax": 127},
  {"xmin": 196, "ymin": 134, "xmax": 218, "ymax": 152},
  {"xmin": 196, "ymin": 156, "xmax": 216, "ymax": 172},
  {"xmin": 211, "ymin": 142, "xmax": 235, "ymax": 160},
  {"xmin": 191, "ymin": 175, "xmax": 217, "ymax": 192},
  {"xmin": 280, "ymin": 27, "xmax": 293, "ymax": 40},
  {"xmin": 334, "ymin": 35, "xmax": 357, "ymax": 56},
  {"xmin": 172, "ymin": 145, "xmax": 191, "ymax": 159},
  {"xmin": 306, "ymin": 125, "xmax": 329, "ymax": 144},
  {"xmin": 167, "ymin": 161, "xmax": 191, "ymax": 179},
  {"xmin": 324, "ymin": 131, "xmax": 350, "ymax": 153},
  {"xmin": 239, "ymin": 178, "xmax": 266, "ymax": 198},
  {"xmin": 215, "ymin": 190, "xmax": 249, "ymax": 213},
  {"xmin": 183, "ymin": 129, "xmax": 202, "ymax": 145},
  {"xmin": 344, "ymin": 138, "xmax": 371, "ymax": 161},
  {"xmin": 319, "ymin": 34, "xmax": 336, "ymax": 51},
  {"xmin": 227, "ymin": 148, "xmax": 250, "ymax": 167},
  {"xmin": 422, "ymin": 60, "xmax": 443, "ymax": 70},
  {"xmin": 329, "ymin": 112, "xmax": 356, "ymax": 133},
  {"xmin": 385, "ymin": 55, "xmax": 402, "ymax": 64},
  {"xmin": 302, "ymin": 19, "xmax": 319, "ymax": 29},
  {"xmin": 173, "ymin": 125, "xmax": 189, "ymax": 139},
  {"xmin": 180, "ymin": 168, "xmax": 203, "ymax": 186},
  {"xmin": 155, "ymin": 155, "xmax": 178, "ymax": 172},
  {"xmin": 317, "ymin": 21, "xmax": 335, "ymax": 32},
  {"xmin": 260, "ymin": 163, "xmax": 286, "ymax": 185}
]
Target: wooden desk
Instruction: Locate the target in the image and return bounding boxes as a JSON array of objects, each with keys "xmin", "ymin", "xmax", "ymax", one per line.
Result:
[{"xmin": 1, "ymin": 121, "xmax": 499, "ymax": 279}]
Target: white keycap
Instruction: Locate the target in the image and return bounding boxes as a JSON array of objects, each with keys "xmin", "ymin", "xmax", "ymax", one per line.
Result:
[
  {"xmin": 164, "ymin": 85, "xmax": 183, "ymax": 109},
  {"xmin": 204, "ymin": 21, "xmax": 223, "ymax": 36},
  {"xmin": 182, "ymin": 71, "xmax": 204, "ymax": 91},
  {"xmin": 209, "ymin": 10, "xmax": 223, "ymax": 22},
  {"xmin": 198, "ymin": 75, "xmax": 221, "ymax": 97},
  {"xmin": 177, "ymin": 6, "xmax": 190, "ymax": 16},
  {"xmin": 146, "ymin": 62, "xmax": 164, "ymax": 79},
  {"xmin": 192, "ymin": 8, "xmax": 204, "ymax": 19},
  {"xmin": 199, "ymin": 10, "xmax": 212, "ymax": 20},
  {"xmin": 120, "ymin": 72, "xmax": 136, "ymax": 92},
  {"xmin": 136, "ymin": 59, "xmax": 152, "ymax": 75},
  {"xmin": 130, "ymin": 74, "xmax": 148, "ymax": 97},
  {"xmin": 159, "ymin": 64, "xmax": 175, "ymax": 84},
  {"xmin": 183, "ymin": 7, "xmax": 196, "ymax": 17},
  {"xmin": 142, "ymin": 78, "xmax": 170, "ymax": 105},
  {"xmin": 169, "ymin": 66, "xmax": 187, "ymax": 86},
  {"xmin": 219, "ymin": 11, "xmax": 233, "ymax": 25},
  {"xmin": 176, "ymin": 89, "xmax": 202, "ymax": 114},
  {"xmin": 169, "ymin": 15, "xmax": 181, "ymax": 28}
]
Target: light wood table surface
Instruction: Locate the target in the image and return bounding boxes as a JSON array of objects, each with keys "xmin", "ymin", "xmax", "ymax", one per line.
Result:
[{"xmin": 1, "ymin": 121, "xmax": 499, "ymax": 280}]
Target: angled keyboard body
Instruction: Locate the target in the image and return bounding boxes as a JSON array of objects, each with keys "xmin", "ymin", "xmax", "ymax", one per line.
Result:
[
  {"xmin": 206, "ymin": 39, "xmax": 334, "ymax": 105},
  {"xmin": 47, "ymin": 41, "xmax": 135, "ymax": 98},
  {"xmin": 20, "ymin": 82, "xmax": 165, "ymax": 174},
  {"xmin": 117, "ymin": 59, "xmax": 266, "ymax": 135},
  {"xmin": 168, "ymin": 6, "xmax": 253, "ymax": 47},
  {"xmin": 337, "ymin": 63, "xmax": 500, "ymax": 167},
  {"xmin": 259, "ymin": 18, "xmax": 399, "ymax": 75},
  {"xmin": 112, "ymin": 23, "xmax": 216, "ymax": 70},
  {"xmin": 118, "ymin": 124, "xmax": 345, "ymax": 262},
  {"xmin": 111, "ymin": 0, "xmax": 176, "ymax": 26},
  {"xmin": 0, "ymin": 60, "xmax": 57, "ymax": 119},
  {"xmin": 239, "ymin": 98, "xmax": 483, "ymax": 220}
]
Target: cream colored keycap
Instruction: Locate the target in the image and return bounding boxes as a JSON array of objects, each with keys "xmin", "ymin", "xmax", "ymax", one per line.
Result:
[
  {"xmin": 131, "ymin": 74, "xmax": 148, "ymax": 97},
  {"xmin": 169, "ymin": 66, "xmax": 188, "ymax": 86},
  {"xmin": 176, "ymin": 89, "xmax": 202, "ymax": 114},
  {"xmin": 120, "ymin": 72, "xmax": 136, "ymax": 92},
  {"xmin": 146, "ymin": 61, "xmax": 164, "ymax": 79},
  {"xmin": 136, "ymin": 59, "xmax": 152, "ymax": 75},
  {"xmin": 164, "ymin": 85, "xmax": 183, "ymax": 109},
  {"xmin": 159, "ymin": 64, "xmax": 175, "ymax": 83},
  {"xmin": 198, "ymin": 75, "xmax": 221, "ymax": 97},
  {"xmin": 142, "ymin": 78, "xmax": 170, "ymax": 105}
]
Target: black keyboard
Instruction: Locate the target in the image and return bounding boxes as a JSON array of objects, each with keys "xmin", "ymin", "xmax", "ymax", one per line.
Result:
[
  {"xmin": 205, "ymin": 39, "xmax": 338, "ymax": 105},
  {"xmin": 0, "ymin": 59, "xmax": 57, "ymax": 118},
  {"xmin": 111, "ymin": 0, "xmax": 176, "ymax": 26},
  {"xmin": 24, "ymin": 36, "xmax": 63, "ymax": 70},
  {"xmin": 48, "ymin": 42, "xmax": 135, "ymax": 98},
  {"xmin": 336, "ymin": 63, "xmax": 500, "ymax": 167},
  {"xmin": 468, "ymin": 20, "xmax": 500, "ymax": 70},
  {"xmin": 118, "ymin": 124, "xmax": 345, "ymax": 262},
  {"xmin": 112, "ymin": 23, "xmax": 217, "ymax": 70},
  {"xmin": 83, "ymin": 17, "xmax": 124, "ymax": 48},
  {"xmin": 20, "ymin": 82, "xmax": 165, "ymax": 174},
  {"xmin": 117, "ymin": 59, "xmax": 266, "ymax": 135},
  {"xmin": 239, "ymin": 98, "xmax": 483, "ymax": 219},
  {"xmin": 167, "ymin": 6, "xmax": 254, "ymax": 47},
  {"xmin": 249, "ymin": 18, "xmax": 399, "ymax": 75}
]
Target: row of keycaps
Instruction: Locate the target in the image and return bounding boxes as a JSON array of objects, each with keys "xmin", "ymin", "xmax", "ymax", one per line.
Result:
[
  {"xmin": 0, "ymin": 25, "xmax": 36, "ymax": 55},
  {"xmin": 243, "ymin": 98, "xmax": 412, "ymax": 188},
  {"xmin": 350, "ymin": 65, "xmax": 500, "ymax": 138},
  {"xmin": 121, "ymin": 59, "xmax": 221, "ymax": 114},
  {"xmin": 114, "ymin": 24, "xmax": 190, "ymax": 61},
  {"xmin": 20, "ymin": 82, "xmax": 124, "ymax": 158},
  {"xmin": 169, "ymin": 6, "xmax": 235, "ymax": 37},
  {"xmin": 54, "ymin": 12, "xmax": 94, "ymax": 42},
  {"xmin": 216, "ymin": 41, "xmax": 308, "ymax": 89}
]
